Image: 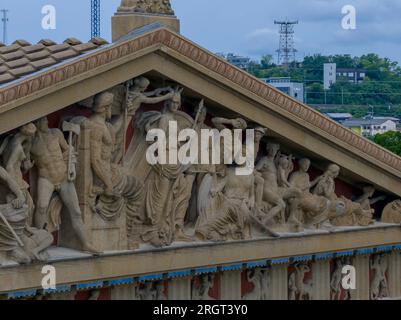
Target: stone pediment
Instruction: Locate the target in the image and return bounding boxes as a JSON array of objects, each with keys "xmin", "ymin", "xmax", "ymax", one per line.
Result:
[
  {"xmin": 0, "ymin": 24, "xmax": 399, "ymax": 196},
  {"xmin": 1, "ymin": 21, "xmax": 401, "ymax": 301}
]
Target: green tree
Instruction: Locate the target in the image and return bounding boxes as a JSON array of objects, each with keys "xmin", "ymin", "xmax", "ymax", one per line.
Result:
[{"xmin": 372, "ymin": 131, "xmax": 401, "ymax": 156}]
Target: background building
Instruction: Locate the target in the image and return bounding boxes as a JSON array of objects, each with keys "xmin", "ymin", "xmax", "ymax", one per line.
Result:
[
  {"xmin": 324, "ymin": 63, "xmax": 366, "ymax": 89},
  {"xmin": 342, "ymin": 118, "xmax": 397, "ymax": 137},
  {"xmin": 263, "ymin": 77, "xmax": 304, "ymax": 102},
  {"xmin": 217, "ymin": 53, "xmax": 251, "ymax": 70},
  {"xmin": 325, "ymin": 113, "xmax": 353, "ymax": 123}
]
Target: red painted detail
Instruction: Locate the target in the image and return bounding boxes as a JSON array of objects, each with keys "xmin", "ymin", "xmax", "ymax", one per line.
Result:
[{"xmin": 241, "ymin": 270, "xmax": 254, "ymax": 298}]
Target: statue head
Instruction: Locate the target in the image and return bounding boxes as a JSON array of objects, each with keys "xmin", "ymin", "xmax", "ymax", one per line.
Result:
[
  {"xmin": 133, "ymin": 76, "xmax": 150, "ymax": 92},
  {"xmin": 35, "ymin": 117, "xmax": 49, "ymax": 133},
  {"xmin": 298, "ymin": 158, "xmax": 311, "ymax": 172},
  {"xmin": 93, "ymin": 92, "xmax": 114, "ymax": 119},
  {"xmin": 266, "ymin": 143, "xmax": 280, "ymax": 157},
  {"xmin": 326, "ymin": 164, "xmax": 340, "ymax": 178},
  {"xmin": 254, "ymin": 127, "xmax": 267, "ymax": 141},
  {"xmin": 20, "ymin": 123, "xmax": 37, "ymax": 137},
  {"xmin": 164, "ymin": 87, "xmax": 183, "ymax": 112}
]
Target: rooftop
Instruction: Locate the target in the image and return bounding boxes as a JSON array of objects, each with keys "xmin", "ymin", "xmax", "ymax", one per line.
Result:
[
  {"xmin": 343, "ymin": 118, "xmax": 395, "ymax": 126},
  {"xmin": 326, "ymin": 113, "xmax": 353, "ymax": 118},
  {"xmin": 0, "ymin": 38, "xmax": 109, "ymax": 85}
]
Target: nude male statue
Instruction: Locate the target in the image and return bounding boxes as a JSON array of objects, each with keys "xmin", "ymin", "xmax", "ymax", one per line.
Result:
[
  {"xmin": 30, "ymin": 117, "xmax": 97, "ymax": 253},
  {"xmin": 256, "ymin": 143, "xmax": 301, "ymax": 225}
]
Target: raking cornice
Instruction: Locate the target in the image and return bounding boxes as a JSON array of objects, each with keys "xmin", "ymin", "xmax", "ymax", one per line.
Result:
[{"xmin": 0, "ymin": 26, "xmax": 400, "ymax": 179}]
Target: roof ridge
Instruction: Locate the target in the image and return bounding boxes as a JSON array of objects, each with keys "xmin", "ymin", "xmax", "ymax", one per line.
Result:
[{"xmin": 0, "ymin": 27, "xmax": 399, "ymax": 175}]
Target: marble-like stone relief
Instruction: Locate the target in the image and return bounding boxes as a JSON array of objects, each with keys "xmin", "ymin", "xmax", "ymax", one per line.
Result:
[
  {"xmin": 243, "ymin": 268, "xmax": 271, "ymax": 300},
  {"xmin": 370, "ymin": 254, "xmax": 389, "ymax": 300},
  {"xmin": 118, "ymin": 0, "xmax": 175, "ymax": 15},
  {"xmin": 288, "ymin": 263, "xmax": 313, "ymax": 300},
  {"xmin": 381, "ymin": 200, "xmax": 401, "ymax": 224},
  {"xmin": 330, "ymin": 257, "xmax": 352, "ymax": 300},
  {"xmin": 191, "ymin": 274, "xmax": 215, "ymax": 300},
  {"xmin": 0, "ymin": 76, "xmax": 395, "ymax": 264},
  {"xmin": 136, "ymin": 281, "xmax": 167, "ymax": 300}
]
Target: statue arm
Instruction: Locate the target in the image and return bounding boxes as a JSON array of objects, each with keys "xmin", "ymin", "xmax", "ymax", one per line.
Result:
[
  {"xmin": 211, "ymin": 117, "xmax": 232, "ymax": 130},
  {"xmin": 370, "ymin": 196, "xmax": 386, "ymax": 205},
  {"xmin": 310, "ymin": 175, "xmax": 323, "ymax": 188},
  {"xmin": 255, "ymin": 157, "xmax": 266, "ymax": 171},
  {"xmin": 4, "ymin": 145, "xmax": 21, "ymax": 174},
  {"xmin": 0, "ymin": 166, "xmax": 24, "ymax": 200},
  {"xmin": 56, "ymin": 129, "xmax": 70, "ymax": 154},
  {"xmin": 140, "ymin": 94, "xmax": 173, "ymax": 105}
]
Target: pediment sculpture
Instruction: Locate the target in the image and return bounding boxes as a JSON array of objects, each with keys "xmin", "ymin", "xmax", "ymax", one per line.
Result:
[
  {"xmin": 118, "ymin": 0, "xmax": 175, "ymax": 15},
  {"xmin": 0, "ymin": 76, "xmax": 396, "ymax": 265}
]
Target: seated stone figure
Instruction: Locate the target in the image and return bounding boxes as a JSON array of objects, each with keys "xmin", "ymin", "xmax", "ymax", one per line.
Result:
[
  {"xmin": 83, "ymin": 92, "xmax": 144, "ymax": 248},
  {"xmin": 195, "ymin": 164, "xmax": 254, "ymax": 242},
  {"xmin": 354, "ymin": 186, "xmax": 385, "ymax": 226},
  {"xmin": 288, "ymin": 158, "xmax": 346, "ymax": 230},
  {"xmin": 312, "ymin": 164, "xmax": 372, "ymax": 227},
  {"xmin": 0, "ymin": 166, "xmax": 53, "ymax": 265}
]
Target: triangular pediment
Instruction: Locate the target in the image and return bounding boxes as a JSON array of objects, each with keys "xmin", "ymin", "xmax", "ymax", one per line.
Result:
[{"xmin": 0, "ymin": 24, "xmax": 400, "ymax": 196}]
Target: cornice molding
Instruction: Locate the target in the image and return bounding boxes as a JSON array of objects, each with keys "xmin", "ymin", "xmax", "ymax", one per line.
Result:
[{"xmin": 0, "ymin": 27, "xmax": 400, "ymax": 173}]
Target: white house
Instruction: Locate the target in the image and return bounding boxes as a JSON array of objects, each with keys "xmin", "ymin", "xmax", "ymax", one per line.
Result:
[{"xmin": 342, "ymin": 118, "xmax": 397, "ymax": 137}]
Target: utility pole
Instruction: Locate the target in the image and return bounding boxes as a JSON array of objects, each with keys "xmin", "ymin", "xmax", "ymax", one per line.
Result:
[
  {"xmin": 91, "ymin": 0, "xmax": 101, "ymax": 38},
  {"xmin": 274, "ymin": 20, "xmax": 298, "ymax": 68},
  {"xmin": 1, "ymin": 9, "xmax": 9, "ymax": 44},
  {"xmin": 341, "ymin": 88, "xmax": 344, "ymax": 105}
]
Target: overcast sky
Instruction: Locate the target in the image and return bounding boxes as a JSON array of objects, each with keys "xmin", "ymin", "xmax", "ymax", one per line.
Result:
[{"xmin": 1, "ymin": 0, "xmax": 401, "ymax": 63}]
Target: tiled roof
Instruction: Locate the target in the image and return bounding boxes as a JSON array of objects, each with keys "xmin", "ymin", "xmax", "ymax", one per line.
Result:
[
  {"xmin": 0, "ymin": 37, "xmax": 109, "ymax": 84},
  {"xmin": 343, "ymin": 119, "xmax": 393, "ymax": 126}
]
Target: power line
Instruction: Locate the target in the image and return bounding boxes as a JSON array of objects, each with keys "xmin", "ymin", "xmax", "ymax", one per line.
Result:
[{"xmin": 1, "ymin": 9, "xmax": 8, "ymax": 44}]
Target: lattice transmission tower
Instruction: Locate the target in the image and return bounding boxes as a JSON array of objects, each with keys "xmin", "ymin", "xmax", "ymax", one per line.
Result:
[
  {"xmin": 1, "ymin": 9, "xmax": 8, "ymax": 44},
  {"xmin": 91, "ymin": 0, "xmax": 101, "ymax": 38},
  {"xmin": 274, "ymin": 20, "xmax": 298, "ymax": 66}
]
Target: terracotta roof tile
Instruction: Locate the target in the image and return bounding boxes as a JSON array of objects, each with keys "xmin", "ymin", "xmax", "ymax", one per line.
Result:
[
  {"xmin": 0, "ymin": 44, "xmax": 21, "ymax": 55},
  {"xmin": 72, "ymin": 42, "xmax": 98, "ymax": 53},
  {"xmin": 0, "ymin": 65, "xmax": 9, "ymax": 74},
  {"xmin": 8, "ymin": 65, "xmax": 36, "ymax": 77},
  {"xmin": 38, "ymin": 39, "xmax": 57, "ymax": 46},
  {"xmin": 90, "ymin": 37, "xmax": 109, "ymax": 45},
  {"xmin": 47, "ymin": 43, "xmax": 71, "ymax": 53},
  {"xmin": 4, "ymin": 57, "xmax": 30, "ymax": 69},
  {"xmin": 51, "ymin": 49, "xmax": 79, "ymax": 61},
  {"xmin": 29, "ymin": 57, "xmax": 57, "ymax": 70},
  {"xmin": 0, "ymin": 38, "xmax": 106, "ymax": 85},
  {"xmin": 64, "ymin": 38, "xmax": 82, "ymax": 46},
  {"xmin": 0, "ymin": 73, "xmax": 16, "ymax": 84},
  {"xmin": 21, "ymin": 44, "xmax": 46, "ymax": 54},
  {"xmin": 1, "ymin": 50, "xmax": 25, "ymax": 62},
  {"xmin": 26, "ymin": 50, "xmax": 51, "ymax": 61},
  {"xmin": 12, "ymin": 39, "xmax": 31, "ymax": 47}
]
